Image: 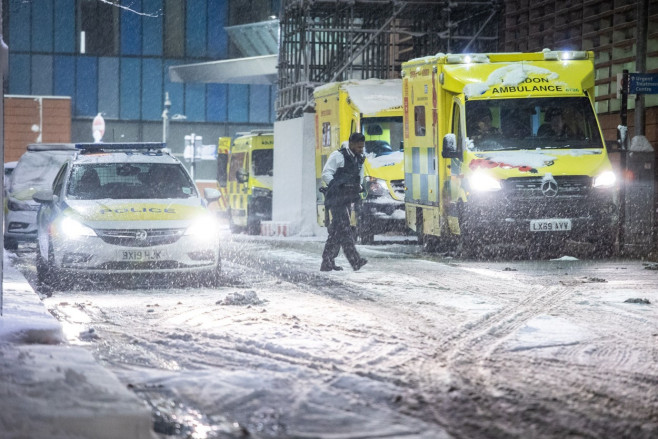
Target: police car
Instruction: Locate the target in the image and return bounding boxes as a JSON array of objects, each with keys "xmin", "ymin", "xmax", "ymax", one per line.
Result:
[{"xmin": 32, "ymin": 143, "xmax": 222, "ymax": 291}]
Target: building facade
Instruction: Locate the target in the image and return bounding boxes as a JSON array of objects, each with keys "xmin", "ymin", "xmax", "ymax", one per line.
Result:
[
  {"xmin": 3, "ymin": 0, "xmax": 278, "ymax": 178},
  {"xmin": 500, "ymin": 0, "xmax": 658, "ymax": 145}
]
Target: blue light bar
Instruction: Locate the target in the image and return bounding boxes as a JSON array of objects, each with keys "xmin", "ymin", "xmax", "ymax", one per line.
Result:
[{"xmin": 75, "ymin": 142, "xmax": 166, "ymax": 151}]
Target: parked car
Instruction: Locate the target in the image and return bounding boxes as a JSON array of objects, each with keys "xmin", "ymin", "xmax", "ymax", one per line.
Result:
[
  {"xmin": 4, "ymin": 144, "xmax": 77, "ymax": 250},
  {"xmin": 32, "ymin": 142, "xmax": 223, "ymax": 293},
  {"xmin": 4, "ymin": 161, "xmax": 17, "ymax": 191}
]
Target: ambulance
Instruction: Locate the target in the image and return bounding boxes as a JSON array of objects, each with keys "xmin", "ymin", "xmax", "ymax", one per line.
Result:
[
  {"xmin": 217, "ymin": 130, "xmax": 273, "ymax": 234},
  {"xmin": 32, "ymin": 143, "xmax": 223, "ymax": 292},
  {"xmin": 314, "ymin": 79, "xmax": 406, "ymax": 244},
  {"xmin": 402, "ymin": 50, "xmax": 618, "ymax": 255}
]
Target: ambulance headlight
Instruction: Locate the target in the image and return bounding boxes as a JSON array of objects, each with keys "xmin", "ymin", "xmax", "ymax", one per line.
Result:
[
  {"xmin": 593, "ymin": 171, "xmax": 616, "ymax": 189},
  {"xmin": 58, "ymin": 217, "xmax": 97, "ymax": 238},
  {"xmin": 185, "ymin": 214, "xmax": 219, "ymax": 240},
  {"xmin": 468, "ymin": 171, "xmax": 502, "ymax": 192},
  {"xmin": 364, "ymin": 177, "xmax": 389, "ymax": 197}
]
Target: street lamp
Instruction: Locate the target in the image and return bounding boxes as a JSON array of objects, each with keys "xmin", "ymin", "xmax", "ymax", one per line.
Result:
[{"xmin": 162, "ymin": 92, "xmax": 171, "ymax": 143}]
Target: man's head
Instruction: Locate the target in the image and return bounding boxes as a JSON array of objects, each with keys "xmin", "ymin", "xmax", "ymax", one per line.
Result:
[
  {"xmin": 546, "ymin": 108, "xmax": 565, "ymax": 133},
  {"xmin": 348, "ymin": 132, "xmax": 365, "ymax": 155},
  {"xmin": 469, "ymin": 107, "xmax": 493, "ymax": 134}
]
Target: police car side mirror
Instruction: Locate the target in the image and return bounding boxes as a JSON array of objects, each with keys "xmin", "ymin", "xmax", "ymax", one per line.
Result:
[
  {"xmin": 236, "ymin": 169, "xmax": 249, "ymax": 183},
  {"xmin": 442, "ymin": 134, "xmax": 461, "ymax": 159},
  {"xmin": 204, "ymin": 187, "xmax": 221, "ymax": 202},
  {"xmin": 32, "ymin": 190, "xmax": 55, "ymax": 204}
]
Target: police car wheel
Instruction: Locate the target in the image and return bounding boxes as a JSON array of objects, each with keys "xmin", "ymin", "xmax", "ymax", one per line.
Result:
[
  {"xmin": 203, "ymin": 259, "xmax": 222, "ymax": 287},
  {"xmin": 4, "ymin": 238, "xmax": 18, "ymax": 251},
  {"xmin": 36, "ymin": 251, "xmax": 49, "ymax": 287}
]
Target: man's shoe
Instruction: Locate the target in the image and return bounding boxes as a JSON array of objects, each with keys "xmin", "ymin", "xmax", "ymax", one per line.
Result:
[
  {"xmin": 352, "ymin": 258, "xmax": 368, "ymax": 271},
  {"xmin": 332, "ymin": 264, "xmax": 344, "ymax": 271},
  {"xmin": 320, "ymin": 263, "xmax": 333, "ymax": 272}
]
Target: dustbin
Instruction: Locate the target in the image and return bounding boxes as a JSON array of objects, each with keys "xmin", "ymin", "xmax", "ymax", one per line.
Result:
[{"xmin": 622, "ymin": 135, "xmax": 656, "ymax": 257}]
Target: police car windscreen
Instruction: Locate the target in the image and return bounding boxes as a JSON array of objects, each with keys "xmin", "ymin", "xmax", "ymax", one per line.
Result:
[
  {"xmin": 465, "ymin": 97, "xmax": 603, "ymax": 151},
  {"xmin": 67, "ymin": 163, "xmax": 197, "ymax": 200}
]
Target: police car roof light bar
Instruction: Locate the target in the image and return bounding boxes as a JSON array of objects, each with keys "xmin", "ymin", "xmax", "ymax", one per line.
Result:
[{"xmin": 75, "ymin": 142, "xmax": 167, "ymax": 153}]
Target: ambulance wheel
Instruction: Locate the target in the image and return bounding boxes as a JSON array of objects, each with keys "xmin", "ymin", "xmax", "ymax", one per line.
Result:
[
  {"xmin": 247, "ymin": 219, "xmax": 260, "ymax": 235},
  {"xmin": 415, "ymin": 208, "xmax": 426, "ymax": 247},
  {"xmin": 228, "ymin": 213, "xmax": 241, "ymax": 234},
  {"xmin": 458, "ymin": 204, "xmax": 478, "ymax": 258},
  {"xmin": 357, "ymin": 222, "xmax": 375, "ymax": 244},
  {"xmin": 208, "ymin": 254, "xmax": 222, "ymax": 287},
  {"xmin": 593, "ymin": 235, "xmax": 616, "ymax": 258},
  {"xmin": 359, "ymin": 232, "xmax": 375, "ymax": 245}
]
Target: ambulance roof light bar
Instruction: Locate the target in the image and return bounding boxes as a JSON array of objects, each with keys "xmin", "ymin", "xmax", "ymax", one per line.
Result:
[
  {"xmin": 446, "ymin": 54, "xmax": 490, "ymax": 64},
  {"xmin": 542, "ymin": 49, "xmax": 588, "ymax": 61}
]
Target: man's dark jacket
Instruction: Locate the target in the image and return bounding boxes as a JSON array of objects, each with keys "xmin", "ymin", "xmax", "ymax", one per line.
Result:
[{"xmin": 323, "ymin": 147, "xmax": 364, "ymax": 208}]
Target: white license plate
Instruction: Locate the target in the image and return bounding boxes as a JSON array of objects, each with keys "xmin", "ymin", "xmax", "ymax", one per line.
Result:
[
  {"xmin": 118, "ymin": 249, "xmax": 164, "ymax": 261},
  {"xmin": 530, "ymin": 219, "xmax": 572, "ymax": 232}
]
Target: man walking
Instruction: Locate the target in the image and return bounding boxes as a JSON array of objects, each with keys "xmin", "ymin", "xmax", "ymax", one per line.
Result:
[{"xmin": 320, "ymin": 132, "xmax": 368, "ymax": 272}]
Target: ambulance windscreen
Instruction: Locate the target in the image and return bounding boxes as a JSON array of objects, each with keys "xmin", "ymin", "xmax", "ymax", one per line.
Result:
[{"xmin": 465, "ymin": 97, "xmax": 602, "ymax": 152}]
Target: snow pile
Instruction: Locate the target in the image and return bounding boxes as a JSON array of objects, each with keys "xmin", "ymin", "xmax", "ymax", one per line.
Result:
[
  {"xmin": 217, "ymin": 290, "xmax": 265, "ymax": 306},
  {"xmin": 465, "ymin": 64, "xmax": 561, "ymax": 98},
  {"xmin": 471, "ymin": 149, "xmax": 602, "ymax": 172},
  {"xmin": 366, "ymin": 150, "xmax": 403, "ymax": 168},
  {"xmin": 342, "ymin": 79, "xmax": 402, "ymax": 115}
]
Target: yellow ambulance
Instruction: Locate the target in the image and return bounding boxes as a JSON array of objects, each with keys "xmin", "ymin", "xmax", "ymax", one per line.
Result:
[
  {"xmin": 314, "ymin": 79, "xmax": 406, "ymax": 244},
  {"xmin": 218, "ymin": 130, "xmax": 273, "ymax": 234},
  {"xmin": 402, "ymin": 50, "xmax": 618, "ymax": 255}
]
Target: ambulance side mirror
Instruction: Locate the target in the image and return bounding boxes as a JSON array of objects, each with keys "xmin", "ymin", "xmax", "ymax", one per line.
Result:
[
  {"xmin": 236, "ymin": 169, "xmax": 249, "ymax": 183},
  {"xmin": 203, "ymin": 187, "xmax": 221, "ymax": 202},
  {"xmin": 442, "ymin": 133, "xmax": 461, "ymax": 159}
]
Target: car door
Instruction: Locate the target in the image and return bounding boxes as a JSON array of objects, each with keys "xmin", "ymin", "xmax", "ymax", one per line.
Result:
[{"xmin": 37, "ymin": 163, "xmax": 69, "ymax": 260}]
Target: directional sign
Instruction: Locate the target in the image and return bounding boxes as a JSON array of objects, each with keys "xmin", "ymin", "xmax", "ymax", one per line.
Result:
[{"xmin": 628, "ymin": 73, "xmax": 658, "ymax": 95}]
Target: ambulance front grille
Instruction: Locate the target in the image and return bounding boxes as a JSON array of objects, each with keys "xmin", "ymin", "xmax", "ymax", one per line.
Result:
[
  {"xmin": 503, "ymin": 176, "xmax": 591, "ymax": 199},
  {"xmin": 95, "ymin": 228, "xmax": 185, "ymax": 247}
]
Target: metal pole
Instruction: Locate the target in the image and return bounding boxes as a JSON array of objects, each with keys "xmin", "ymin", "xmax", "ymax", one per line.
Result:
[
  {"xmin": 190, "ymin": 133, "xmax": 196, "ymax": 181},
  {"xmin": 162, "ymin": 92, "xmax": 171, "ymax": 143},
  {"xmin": 0, "ymin": 1, "xmax": 7, "ymax": 315},
  {"xmin": 618, "ymin": 70, "xmax": 629, "ymax": 253},
  {"xmin": 634, "ymin": 0, "xmax": 649, "ymax": 136}
]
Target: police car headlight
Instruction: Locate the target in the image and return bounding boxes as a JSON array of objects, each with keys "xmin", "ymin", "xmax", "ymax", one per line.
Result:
[
  {"xmin": 185, "ymin": 214, "xmax": 219, "ymax": 239},
  {"xmin": 593, "ymin": 171, "xmax": 616, "ymax": 189},
  {"xmin": 59, "ymin": 217, "xmax": 97, "ymax": 238},
  {"xmin": 468, "ymin": 171, "xmax": 502, "ymax": 192}
]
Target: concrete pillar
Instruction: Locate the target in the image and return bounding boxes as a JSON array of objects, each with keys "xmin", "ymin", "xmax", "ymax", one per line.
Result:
[{"xmin": 272, "ymin": 114, "xmax": 325, "ymax": 237}]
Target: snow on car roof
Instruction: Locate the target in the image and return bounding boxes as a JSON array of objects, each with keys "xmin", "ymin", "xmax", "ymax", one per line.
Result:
[{"xmin": 72, "ymin": 151, "xmax": 181, "ymax": 165}]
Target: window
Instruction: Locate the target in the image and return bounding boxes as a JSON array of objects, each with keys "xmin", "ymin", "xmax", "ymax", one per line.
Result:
[
  {"xmin": 252, "ymin": 150, "xmax": 273, "ymax": 177},
  {"xmin": 452, "ymin": 102, "xmax": 463, "ymax": 155},
  {"xmin": 164, "ymin": 0, "xmax": 184, "ymax": 57},
  {"xmin": 322, "ymin": 122, "xmax": 331, "ymax": 147},
  {"xmin": 414, "ymin": 106, "xmax": 426, "ymax": 136},
  {"xmin": 229, "ymin": 153, "xmax": 246, "ymax": 182},
  {"xmin": 78, "ymin": 0, "xmax": 119, "ymax": 56}
]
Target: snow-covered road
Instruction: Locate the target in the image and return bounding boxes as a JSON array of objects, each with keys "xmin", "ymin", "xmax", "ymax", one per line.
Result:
[{"xmin": 11, "ymin": 234, "xmax": 658, "ymax": 438}]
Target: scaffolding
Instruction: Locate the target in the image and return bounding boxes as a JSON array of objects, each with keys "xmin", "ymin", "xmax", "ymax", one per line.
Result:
[{"xmin": 276, "ymin": 0, "xmax": 502, "ymax": 120}]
